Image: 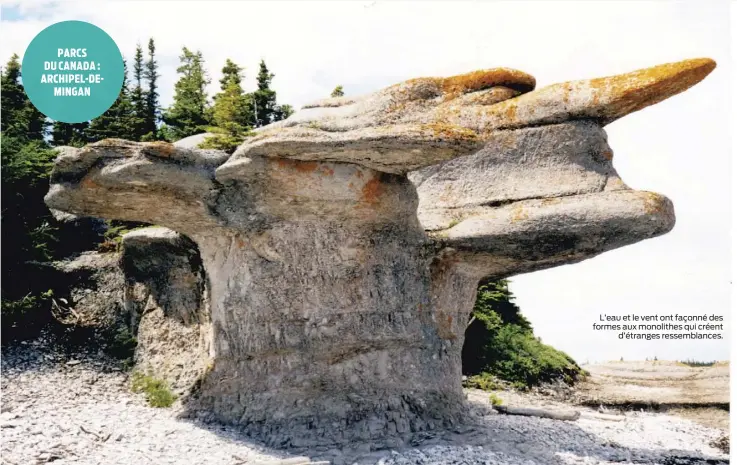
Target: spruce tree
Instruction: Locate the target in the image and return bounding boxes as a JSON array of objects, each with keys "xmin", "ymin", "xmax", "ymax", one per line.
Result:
[
  {"xmin": 252, "ymin": 59, "xmax": 277, "ymax": 127},
  {"xmin": 330, "ymin": 85, "xmax": 344, "ymax": 97},
  {"xmin": 142, "ymin": 38, "xmax": 160, "ymax": 141},
  {"xmin": 51, "ymin": 121, "xmax": 89, "ymax": 147},
  {"xmin": 1, "ymin": 54, "xmax": 27, "ymax": 138},
  {"xmin": 213, "ymin": 59, "xmax": 253, "ymax": 128},
  {"xmin": 162, "ymin": 47, "xmax": 211, "ymax": 141},
  {"xmin": 251, "ymin": 60, "xmax": 293, "ymax": 125},
  {"xmin": 88, "ymin": 59, "xmax": 139, "ymax": 141},
  {"xmin": 1, "ymin": 54, "xmax": 47, "ymax": 141},
  {"xmin": 199, "ymin": 58, "xmax": 253, "ymax": 153},
  {"xmin": 130, "ymin": 44, "xmax": 147, "ymax": 140}
]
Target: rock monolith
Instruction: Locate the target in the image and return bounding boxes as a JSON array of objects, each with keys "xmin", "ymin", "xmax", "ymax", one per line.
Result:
[{"xmin": 45, "ymin": 58, "xmax": 715, "ymax": 447}]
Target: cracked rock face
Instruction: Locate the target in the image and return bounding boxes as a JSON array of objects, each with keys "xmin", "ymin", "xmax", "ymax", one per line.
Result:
[{"xmin": 45, "ymin": 58, "xmax": 715, "ymax": 448}]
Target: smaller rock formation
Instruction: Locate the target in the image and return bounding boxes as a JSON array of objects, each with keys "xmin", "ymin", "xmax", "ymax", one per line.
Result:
[{"xmin": 120, "ymin": 227, "xmax": 211, "ymax": 394}]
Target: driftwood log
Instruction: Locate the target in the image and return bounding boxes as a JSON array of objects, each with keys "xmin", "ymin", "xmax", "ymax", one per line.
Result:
[{"xmin": 492, "ymin": 405, "xmax": 581, "ymax": 421}]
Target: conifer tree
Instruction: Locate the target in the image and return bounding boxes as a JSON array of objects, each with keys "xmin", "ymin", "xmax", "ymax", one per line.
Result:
[
  {"xmin": 330, "ymin": 85, "xmax": 344, "ymax": 97},
  {"xmin": 162, "ymin": 47, "xmax": 211, "ymax": 141},
  {"xmin": 252, "ymin": 59, "xmax": 277, "ymax": 127},
  {"xmin": 251, "ymin": 59, "xmax": 293, "ymax": 125},
  {"xmin": 51, "ymin": 121, "xmax": 89, "ymax": 147},
  {"xmin": 199, "ymin": 59, "xmax": 253, "ymax": 153},
  {"xmin": 1, "ymin": 54, "xmax": 47, "ymax": 141},
  {"xmin": 130, "ymin": 44, "xmax": 147, "ymax": 140},
  {"xmin": 142, "ymin": 38, "xmax": 160, "ymax": 140},
  {"xmin": 87, "ymin": 59, "xmax": 139, "ymax": 141},
  {"xmin": 213, "ymin": 59, "xmax": 253, "ymax": 128}
]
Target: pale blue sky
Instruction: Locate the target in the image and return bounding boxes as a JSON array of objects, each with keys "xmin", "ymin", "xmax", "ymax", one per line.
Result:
[{"xmin": 1, "ymin": 1, "xmax": 731, "ymax": 362}]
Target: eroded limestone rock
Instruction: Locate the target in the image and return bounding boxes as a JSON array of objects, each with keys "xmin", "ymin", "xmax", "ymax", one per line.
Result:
[
  {"xmin": 120, "ymin": 227, "xmax": 212, "ymax": 394},
  {"xmin": 45, "ymin": 58, "xmax": 715, "ymax": 448}
]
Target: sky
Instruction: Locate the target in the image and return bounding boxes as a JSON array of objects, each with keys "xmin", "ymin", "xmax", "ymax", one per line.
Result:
[{"xmin": 0, "ymin": 0, "xmax": 732, "ymax": 363}]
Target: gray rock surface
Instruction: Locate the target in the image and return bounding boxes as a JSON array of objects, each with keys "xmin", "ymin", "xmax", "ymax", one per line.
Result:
[
  {"xmin": 120, "ymin": 227, "xmax": 212, "ymax": 395},
  {"xmin": 44, "ymin": 58, "xmax": 715, "ymax": 447}
]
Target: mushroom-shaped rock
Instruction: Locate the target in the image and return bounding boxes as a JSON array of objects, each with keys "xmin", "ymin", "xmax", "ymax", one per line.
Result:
[{"xmin": 45, "ymin": 58, "xmax": 715, "ymax": 448}]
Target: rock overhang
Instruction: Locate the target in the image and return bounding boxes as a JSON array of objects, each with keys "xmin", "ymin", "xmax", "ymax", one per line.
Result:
[{"xmin": 46, "ymin": 59, "xmax": 714, "ymax": 269}]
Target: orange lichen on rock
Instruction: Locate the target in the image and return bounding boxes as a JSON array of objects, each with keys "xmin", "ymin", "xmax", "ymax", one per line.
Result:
[
  {"xmin": 587, "ymin": 58, "xmax": 716, "ymax": 122},
  {"xmin": 434, "ymin": 311, "xmax": 457, "ymax": 340},
  {"xmin": 80, "ymin": 177, "xmax": 99, "ymax": 189},
  {"xmin": 275, "ymin": 158, "xmax": 319, "ymax": 174},
  {"xmin": 360, "ymin": 175, "xmax": 383, "ymax": 204},
  {"xmin": 642, "ymin": 192, "xmax": 669, "ymax": 216},
  {"xmin": 391, "ymin": 68, "xmax": 534, "ymax": 104},
  {"xmin": 419, "ymin": 123, "xmax": 478, "ymax": 142},
  {"xmin": 452, "ymin": 86, "xmax": 521, "ymax": 106},
  {"xmin": 477, "ymin": 58, "xmax": 716, "ymax": 131},
  {"xmin": 143, "ymin": 141, "xmax": 176, "ymax": 158},
  {"xmin": 440, "ymin": 68, "xmax": 536, "ymax": 96}
]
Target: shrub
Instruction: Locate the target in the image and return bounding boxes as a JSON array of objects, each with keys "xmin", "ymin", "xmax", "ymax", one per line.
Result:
[
  {"xmin": 488, "ymin": 393, "xmax": 504, "ymax": 406},
  {"xmin": 463, "ymin": 279, "xmax": 585, "ymax": 388},
  {"xmin": 198, "ymin": 125, "xmax": 254, "ymax": 154},
  {"xmin": 463, "ymin": 372, "xmax": 506, "ymax": 391},
  {"xmin": 131, "ymin": 372, "xmax": 177, "ymax": 408},
  {"xmin": 679, "ymin": 359, "xmax": 716, "ymax": 367}
]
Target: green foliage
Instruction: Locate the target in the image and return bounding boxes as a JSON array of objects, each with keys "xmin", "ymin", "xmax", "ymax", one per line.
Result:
[
  {"xmin": 88, "ymin": 59, "xmax": 141, "ymax": 141},
  {"xmin": 130, "ymin": 44, "xmax": 148, "ymax": 140},
  {"xmin": 253, "ymin": 59, "xmax": 276, "ymax": 127},
  {"xmin": 162, "ymin": 47, "xmax": 211, "ymax": 141},
  {"xmin": 463, "ymin": 278, "xmax": 584, "ymax": 388},
  {"xmin": 1, "ymin": 54, "xmax": 48, "ymax": 142},
  {"xmin": 488, "ymin": 324, "xmax": 583, "ymax": 388},
  {"xmin": 143, "ymin": 38, "xmax": 160, "ymax": 139},
  {"xmin": 463, "ymin": 372, "xmax": 505, "ymax": 391},
  {"xmin": 252, "ymin": 59, "xmax": 292, "ymax": 126},
  {"xmin": 97, "ymin": 220, "xmax": 151, "ymax": 252},
  {"xmin": 1, "ymin": 133, "xmax": 61, "ymax": 340},
  {"xmin": 108, "ymin": 327, "xmax": 138, "ymax": 368},
  {"xmin": 51, "ymin": 121, "xmax": 89, "ymax": 147},
  {"xmin": 274, "ymin": 103, "xmax": 294, "ymax": 121},
  {"xmin": 213, "ymin": 59, "xmax": 253, "ymax": 127},
  {"xmin": 2, "ymin": 46, "xmax": 299, "ymax": 344},
  {"xmin": 1, "ymin": 290, "xmax": 54, "ymax": 340},
  {"xmin": 131, "ymin": 372, "xmax": 177, "ymax": 407},
  {"xmin": 331, "ymin": 85, "xmax": 344, "ymax": 97},
  {"xmin": 198, "ymin": 58, "xmax": 254, "ymax": 152},
  {"xmin": 198, "ymin": 125, "xmax": 254, "ymax": 154},
  {"xmin": 488, "ymin": 393, "xmax": 504, "ymax": 406},
  {"xmin": 1, "ymin": 53, "xmax": 108, "ymax": 340},
  {"xmin": 1, "ymin": 135, "xmax": 59, "ymax": 265},
  {"xmin": 679, "ymin": 359, "xmax": 716, "ymax": 367}
]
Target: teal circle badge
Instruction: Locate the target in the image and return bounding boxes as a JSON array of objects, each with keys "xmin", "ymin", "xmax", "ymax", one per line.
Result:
[{"xmin": 22, "ymin": 20, "xmax": 124, "ymax": 123}]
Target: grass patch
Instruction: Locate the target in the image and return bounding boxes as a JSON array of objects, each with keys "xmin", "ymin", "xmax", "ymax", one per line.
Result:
[
  {"xmin": 463, "ymin": 372, "xmax": 506, "ymax": 391},
  {"xmin": 489, "ymin": 393, "xmax": 504, "ymax": 406},
  {"xmin": 131, "ymin": 372, "xmax": 177, "ymax": 408}
]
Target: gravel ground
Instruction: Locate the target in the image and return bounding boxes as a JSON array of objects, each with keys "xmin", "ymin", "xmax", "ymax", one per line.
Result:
[{"xmin": 2, "ymin": 339, "xmax": 729, "ymax": 465}]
